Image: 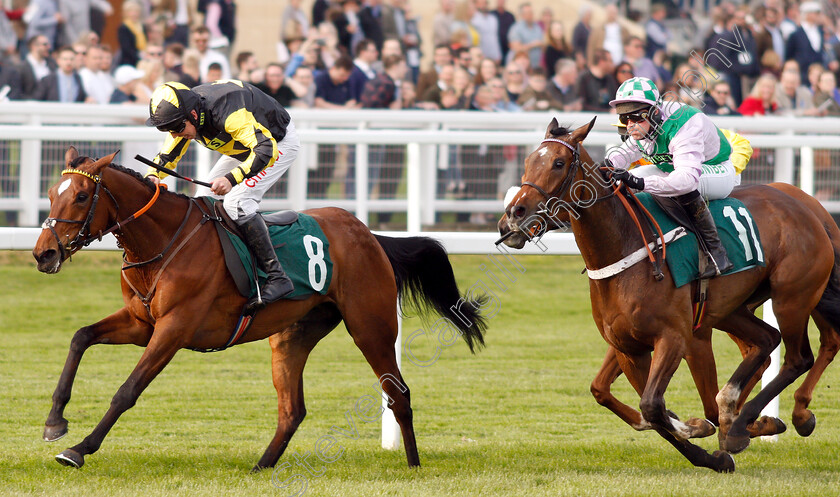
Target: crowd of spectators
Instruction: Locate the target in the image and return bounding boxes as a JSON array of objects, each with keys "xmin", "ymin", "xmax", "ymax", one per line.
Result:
[{"xmin": 3, "ymin": 0, "xmax": 840, "ymax": 116}]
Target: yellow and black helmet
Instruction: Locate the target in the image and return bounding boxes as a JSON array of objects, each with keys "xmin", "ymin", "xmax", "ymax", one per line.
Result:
[{"xmin": 146, "ymin": 82, "xmax": 199, "ymax": 130}]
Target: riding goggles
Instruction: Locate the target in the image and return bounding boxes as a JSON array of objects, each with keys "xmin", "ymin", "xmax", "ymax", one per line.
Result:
[
  {"xmin": 157, "ymin": 119, "xmax": 187, "ymax": 133},
  {"xmin": 618, "ymin": 112, "xmax": 650, "ymax": 125}
]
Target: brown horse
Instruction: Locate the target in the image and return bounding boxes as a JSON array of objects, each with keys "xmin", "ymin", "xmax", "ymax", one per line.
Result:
[
  {"xmin": 498, "ymin": 118, "xmax": 840, "ymax": 472},
  {"xmin": 32, "ymin": 148, "xmax": 487, "ymax": 470}
]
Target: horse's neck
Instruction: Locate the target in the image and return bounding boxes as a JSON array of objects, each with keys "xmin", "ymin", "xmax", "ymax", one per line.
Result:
[
  {"xmin": 570, "ymin": 185, "xmax": 640, "ymax": 272},
  {"xmin": 103, "ymin": 168, "xmax": 191, "ymax": 262}
]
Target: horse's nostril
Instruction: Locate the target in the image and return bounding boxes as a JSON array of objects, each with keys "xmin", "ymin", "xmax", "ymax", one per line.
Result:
[{"xmin": 36, "ymin": 249, "xmax": 57, "ymax": 264}]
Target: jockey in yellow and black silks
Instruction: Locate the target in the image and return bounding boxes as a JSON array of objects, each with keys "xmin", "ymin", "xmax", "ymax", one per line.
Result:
[{"xmin": 145, "ymin": 80, "xmax": 299, "ymax": 311}]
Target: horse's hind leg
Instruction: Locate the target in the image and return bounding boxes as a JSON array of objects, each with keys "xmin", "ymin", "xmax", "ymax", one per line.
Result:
[
  {"xmin": 590, "ymin": 347, "xmax": 651, "ymax": 431},
  {"xmin": 45, "ymin": 307, "xmax": 153, "ymax": 442},
  {"xmin": 714, "ymin": 306, "xmax": 783, "ymax": 448},
  {"xmin": 254, "ymin": 304, "xmax": 342, "ymax": 471},
  {"xmin": 791, "ymin": 311, "xmax": 840, "ymax": 436},
  {"xmin": 341, "ymin": 302, "xmax": 419, "ymax": 467},
  {"xmin": 723, "ymin": 302, "xmax": 813, "ymax": 454}
]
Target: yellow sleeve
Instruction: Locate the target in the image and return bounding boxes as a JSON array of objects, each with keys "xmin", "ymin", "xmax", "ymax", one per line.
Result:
[
  {"xmin": 222, "ymin": 108, "xmax": 277, "ymax": 185},
  {"xmin": 722, "ymin": 129, "xmax": 752, "ymax": 175},
  {"xmin": 146, "ymin": 134, "xmax": 191, "ymax": 179}
]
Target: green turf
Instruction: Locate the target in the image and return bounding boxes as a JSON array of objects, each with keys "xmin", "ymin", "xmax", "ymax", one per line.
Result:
[{"xmin": 1, "ymin": 250, "xmax": 839, "ymax": 496}]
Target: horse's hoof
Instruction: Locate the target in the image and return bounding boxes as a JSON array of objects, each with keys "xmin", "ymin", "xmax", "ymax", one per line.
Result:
[
  {"xmin": 686, "ymin": 417, "xmax": 716, "ymax": 439},
  {"xmin": 43, "ymin": 421, "xmax": 68, "ymax": 442},
  {"xmin": 747, "ymin": 415, "xmax": 787, "ymax": 438},
  {"xmin": 712, "ymin": 450, "xmax": 736, "ymax": 473},
  {"xmin": 794, "ymin": 412, "xmax": 816, "ymax": 437},
  {"xmin": 55, "ymin": 449, "xmax": 84, "ymax": 468},
  {"xmin": 722, "ymin": 432, "xmax": 751, "ymax": 454},
  {"xmin": 250, "ymin": 464, "xmax": 268, "ymax": 474}
]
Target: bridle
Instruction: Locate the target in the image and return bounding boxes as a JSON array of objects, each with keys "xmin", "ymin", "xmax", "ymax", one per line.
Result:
[
  {"xmin": 511, "ymin": 137, "xmax": 667, "ymax": 279},
  {"xmin": 520, "ymin": 137, "xmax": 616, "ymax": 208},
  {"xmin": 41, "ymin": 167, "xmax": 160, "ymax": 261}
]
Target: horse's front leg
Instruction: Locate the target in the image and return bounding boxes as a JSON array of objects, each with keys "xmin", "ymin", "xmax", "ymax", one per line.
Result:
[
  {"xmin": 55, "ymin": 317, "xmax": 185, "ymax": 468},
  {"xmin": 615, "ymin": 337, "xmax": 735, "ymax": 472},
  {"xmin": 44, "ymin": 307, "xmax": 153, "ymax": 442}
]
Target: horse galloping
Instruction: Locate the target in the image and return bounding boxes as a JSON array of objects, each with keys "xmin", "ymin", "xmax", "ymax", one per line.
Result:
[
  {"xmin": 498, "ymin": 118, "xmax": 840, "ymax": 472},
  {"xmin": 32, "ymin": 147, "xmax": 487, "ymax": 470}
]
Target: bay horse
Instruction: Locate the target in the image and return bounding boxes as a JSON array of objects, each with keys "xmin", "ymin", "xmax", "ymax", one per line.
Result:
[
  {"xmin": 498, "ymin": 118, "xmax": 840, "ymax": 472},
  {"xmin": 585, "ymin": 184, "xmax": 840, "ymax": 443},
  {"xmin": 32, "ymin": 147, "xmax": 487, "ymax": 470}
]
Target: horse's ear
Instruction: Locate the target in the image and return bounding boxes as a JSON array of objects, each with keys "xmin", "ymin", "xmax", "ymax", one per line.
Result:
[
  {"xmin": 64, "ymin": 147, "xmax": 79, "ymax": 168},
  {"xmin": 91, "ymin": 150, "xmax": 119, "ymax": 174},
  {"xmin": 544, "ymin": 117, "xmax": 560, "ymax": 138},
  {"xmin": 570, "ymin": 117, "xmax": 597, "ymax": 143}
]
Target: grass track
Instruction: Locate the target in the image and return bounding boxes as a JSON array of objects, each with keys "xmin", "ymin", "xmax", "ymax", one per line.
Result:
[{"xmin": 1, "ymin": 250, "xmax": 840, "ymax": 496}]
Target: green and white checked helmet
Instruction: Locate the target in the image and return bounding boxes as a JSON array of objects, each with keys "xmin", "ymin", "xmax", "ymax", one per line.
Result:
[{"xmin": 609, "ymin": 77, "xmax": 660, "ymax": 114}]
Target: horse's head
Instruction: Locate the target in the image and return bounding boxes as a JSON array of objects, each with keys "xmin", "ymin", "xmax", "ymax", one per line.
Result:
[
  {"xmin": 33, "ymin": 147, "xmax": 119, "ymax": 273},
  {"xmin": 498, "ymin": 117, "xmax": 597, "ymax": 248}
]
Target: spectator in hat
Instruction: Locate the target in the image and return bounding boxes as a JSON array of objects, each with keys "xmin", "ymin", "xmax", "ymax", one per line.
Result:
[{"xmin": 109, "ymin": 64, "xmax": 145, "ymax": 103}]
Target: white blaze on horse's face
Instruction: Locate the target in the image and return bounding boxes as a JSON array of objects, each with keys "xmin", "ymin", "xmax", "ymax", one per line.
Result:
[
  {"xmin": 538, "ymin": 146, "xmax": 549, "ymax": 157},
  {"xmin": 57, "ymin": 178, "xmax": 72, "ymax": 197}
]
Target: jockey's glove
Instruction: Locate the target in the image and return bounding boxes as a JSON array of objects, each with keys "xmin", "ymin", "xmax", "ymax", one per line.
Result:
[{"xmin": 609, "ymin": 167, "xmax": 645, "ymax": 191}]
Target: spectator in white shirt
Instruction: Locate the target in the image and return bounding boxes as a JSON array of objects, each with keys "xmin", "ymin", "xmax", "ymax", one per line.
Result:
[{"xmin": 79, "ymin": 44, "xmax": 114, "ymax": 104}]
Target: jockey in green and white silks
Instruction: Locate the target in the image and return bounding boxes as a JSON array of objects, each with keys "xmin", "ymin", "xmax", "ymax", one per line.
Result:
[
  {"xmin": 604, "ymin": 77, "xmax": 735, "ymax": 278},
  {"xmin": 606, "ymin": 77, "xmax": 740, "ymax": 200}
]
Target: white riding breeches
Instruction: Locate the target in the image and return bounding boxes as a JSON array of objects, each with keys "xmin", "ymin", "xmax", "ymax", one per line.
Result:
[
  {"xmin": 632, "ymin": 159, "xmax": 739, "ymax": 200},
  {"xmin": 195, "ymin": 121, "xmax": 300, "ymax": 220}
]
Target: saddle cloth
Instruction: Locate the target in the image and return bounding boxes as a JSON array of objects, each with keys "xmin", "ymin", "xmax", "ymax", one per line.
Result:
[
  {"xmin": 635, "ymin": 192, "xmax": 765, "ymax": 288},
  {"xmin": 201, "ymin": 198, "xmax": 333, "ymax": 299}
]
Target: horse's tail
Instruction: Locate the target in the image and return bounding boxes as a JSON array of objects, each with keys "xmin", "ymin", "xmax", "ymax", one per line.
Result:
[{"xmin": 374, "ymin": 234, "xmax": 487, "ymax": 352}]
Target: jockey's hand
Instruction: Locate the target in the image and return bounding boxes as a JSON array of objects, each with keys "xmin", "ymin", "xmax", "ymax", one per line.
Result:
[
  {"xmin": 609, "ymin": 168, "xmax": 645, "ymax": 190},
  {"xmin": 211, "ymin": 176, "xmax": 233, "ymax": 195}
]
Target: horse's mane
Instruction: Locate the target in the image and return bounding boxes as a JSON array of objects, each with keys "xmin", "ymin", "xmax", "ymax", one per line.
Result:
[{"xmin": 69, "ymin": 155, "xmax": 191, "ymax": 201}]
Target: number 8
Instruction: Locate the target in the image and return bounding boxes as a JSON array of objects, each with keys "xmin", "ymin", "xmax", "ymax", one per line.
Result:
[{"xmin": 303, "ymin": 235, "xmax": 327, "ymax": 291}]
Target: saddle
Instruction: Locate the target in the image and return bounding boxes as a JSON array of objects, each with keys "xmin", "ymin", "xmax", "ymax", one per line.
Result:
[{"xmin": 200, "ymin": 197, "xmax": 303, "ymax": 298}]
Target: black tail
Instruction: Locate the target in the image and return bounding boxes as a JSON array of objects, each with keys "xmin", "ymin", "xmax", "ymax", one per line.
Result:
[
  {"xmin": 816, "ymin": 224, "xmax": 840, "ymax": 333},
  {"xmin": 374, "ymin": 234, "xmax": 487, "ymax": 352}
]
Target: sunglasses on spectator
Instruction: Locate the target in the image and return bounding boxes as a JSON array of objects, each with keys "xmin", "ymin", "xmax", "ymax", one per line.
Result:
[
  {"xmin": 157, "ymin": 120, "xmax": 187, "ymax": 133},
  {"xmin": 618, "ymin": 112, "xmax": 649, "ymax": 125},
  {"xmin": 618, "ymin": 69, "xmax": 632, "ymax": 74}
]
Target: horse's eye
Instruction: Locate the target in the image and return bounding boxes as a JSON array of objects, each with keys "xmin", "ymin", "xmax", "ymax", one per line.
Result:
[
  {"xmin": 75, "ymin": 192, "xmax": 89, "ymax": 203},
  {"xmin": 553, "ymin": 158, "xmax": 565, "ymax": 169}
]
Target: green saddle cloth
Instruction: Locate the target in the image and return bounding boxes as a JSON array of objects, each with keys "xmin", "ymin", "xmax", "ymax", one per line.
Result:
[
  {"xmin": 635, "ymin": 192, "xmax": 765, "ymax": 288},
  {"xmin": 221, "ymin": 212, "xmax": 333, "ymax": 299}
]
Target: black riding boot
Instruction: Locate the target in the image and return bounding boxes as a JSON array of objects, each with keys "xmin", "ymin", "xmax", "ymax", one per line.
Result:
[
  {"xmin": 238, "ymin": 213, "xmax": 294, "ymax": 312},
  {"xmin": 678, "ymin": 190, "xmax": 734, "ymax": 279}
]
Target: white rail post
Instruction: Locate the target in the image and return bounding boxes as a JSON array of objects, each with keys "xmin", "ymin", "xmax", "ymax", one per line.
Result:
[
  {"xmin": 355, "ymin": 142, "xmax": 369, "ymax": 226},
  {"xmin": 406, "ymin": 143, "xmax": 421, "ymax": 232},
  {"xmin": 760, "ymin": 300, "xmax": 781, "ymax": 442},
  {"xmin": 381, "ymin": 303, "xmax": 402, "ymax": 450},
  {"xmin": 19, "ymin": 115, "xmax": 42, "ymax": 226},
  {"xmin": 800, "ymin": 146, "xmax": 814, "ymax": 196}
]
